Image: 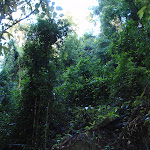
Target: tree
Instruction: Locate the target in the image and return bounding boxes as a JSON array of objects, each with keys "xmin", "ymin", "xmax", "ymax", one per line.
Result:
[
  {"xmin": 0, "ymin": 0, "xmax": 62, "ymax": 53},
  {"xmin": 11, "ymin": 18, "xmax": 64, "ymax": 149},
  {"xmin": 59, "ymin": 33, "xmax": 81, "ymax": 68},
  {"xmin": 93, "ymin": 0, "xmax": 141, "ymax": 37},
  {"xmin": 109, "ymin": 21, "xmax": 150, "ymax": 103},
  {"xmin": 0, "ymin": 40, "xmax": 21, "ymax": 149}
]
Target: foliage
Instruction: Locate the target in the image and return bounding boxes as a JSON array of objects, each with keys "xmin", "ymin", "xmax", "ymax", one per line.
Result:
[
  {"xmin": 72, "ymin": 105, "xmax": 118, "ymax": 131},
  {"xmin": 94, "ymin": 0, "xmax": 141, "ymax": 36},
  {"xmin": 94, "ymin": 34, "xmax": 111, "ymax": 64},
  {"xmin": 0, "ymin": 0, "xmax": 150, "ymax": 149},
  {"xmin": 11, "ymin": 18, "xmax": 66, "ymax": 149},
  {"xmin": 0, "ymin": 70, "xmax": 13, "ymax": 148},
  {"xmin": 0, "ymin": 0, "xmax": 62, "ymax": 53},
  {"xmin": 0, "ymin": 41, "xmax": 21, "ymax": 149},
  {"xmin": 55, "ymin": 56, "xmax": 111, "ymax": 107},
  {"xmin": 53, "ymin": 1, "xmax": 150, "ymax": 148},
  {"xmin": 136, "ymin": 0, "xmax": 150, "ymax": 20},
  {"xmin": 59, "ymin": 33, "xmax": 82, "ymax": 68},
  {"xmin": 109, "ymin": 21, "xmax": 150, "ymax": 101}
]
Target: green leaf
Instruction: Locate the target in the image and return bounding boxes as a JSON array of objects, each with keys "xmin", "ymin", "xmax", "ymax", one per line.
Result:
[
  {"xmin": 135, "ymin": 0, "xmax": 142, "ymax": 2},
  {"xmin": 3, "ymin": 31, "xmax": 13, "ymax": 39},
  {"xmin": 34, "ymin": 9, "xmax": 39, "ymax": 14},
  {"xmin": 41, "ymin": 3, "xmax": 45, "ymax": 11},
  {"xmin": 35, "ymin": 3, "xmax": 40, "ymax": 9},
  {"xmin": 28, "ymin": 3, "xmax": 32, "ymax": 11},
  {"xmin": 2, "ymin": 46, "xmax": 10, "ymax": 54},
  {"xmin": 1, "ymin": 36, "xmax": 6, "ymax": 40},
  {"xmin": 13, "ymin": 3, "xmax": 17, "ymax": 10},
  {"xmin": 50, "ymin": 6, "xmax": 54, "ymax": 12},
  {"xmin": 53, "ymin": 12, "xmax": 57, "ymax": 18},
  {"xmin": 140, "ymin": 90, "xmax": 145, "ymax": 98},
  {"xmin": 48, "ymin": 13, "xmax": 52, "ymax": 18},
  {"xmin": 0, "ymin": 43, "xmax": 2, "ymax": 54},
  {"xmin": 138, "ymin": 11, "xmax": 144, "ymax": 19},
  {"xmin": 89, "ymin": 121, "xmax": 95, "ymax": 126},
  {"xmin": 2, "ymin": 26, "xmax": 4, "ymax": 31},
  {"xmin": 85, "ymin": 126, "xmax": 93, "ymax": 130},
  {"xmin": 19, "ymin": 1, "xmax": 25, "ymax": 5},
  {"xmin": 40, "ymin": 13, "xmax": 45, "ymax": 18},
  {"xmin": 137, "ymin": 6, "xmax": 146, "ymax": 19},
  {"xmin": 4, "ymin": 5, "xmax": 9, "ymax": 14},
  {"xmin": 144, "ymin": 118, "xmax": 150, "ymax": 124},
  {"xmin": 98, "ymin": 115, "xmax": 105, "ymax": 119},
  {"xmin": 7, "ymin": 33, "xmax": 13, "ymax": 39},
  {"xmin": 21, "ymin": 6, "xmax": 25, "ymax": 13}
]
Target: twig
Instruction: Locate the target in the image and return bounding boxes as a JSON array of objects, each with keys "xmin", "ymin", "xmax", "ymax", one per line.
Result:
[{"xmin": 0, "ymin": 0, "xmax": 43, "ymax": 40}]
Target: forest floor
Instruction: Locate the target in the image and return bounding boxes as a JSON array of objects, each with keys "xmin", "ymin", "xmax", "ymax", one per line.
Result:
[{"xmin": 53, "ymin": 101, "xmax": 150, "ymax": 150}]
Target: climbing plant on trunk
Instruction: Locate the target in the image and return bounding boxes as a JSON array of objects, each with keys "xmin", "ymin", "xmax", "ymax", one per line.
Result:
[{"xmin": 13, "ymin": 18, "xmax": 60, "ymax": 149}]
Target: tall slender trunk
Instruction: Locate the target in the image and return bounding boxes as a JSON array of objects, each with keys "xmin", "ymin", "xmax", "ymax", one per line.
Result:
[
  {"xmin": 44, "ymin": 98, "xmax": 51, "ymax": 150},
  {"xmin": 33, "ymin": 97, "xmax": 37, "ymax": 144},
  {"xmin": 18, "ymin": 58, "xmax": 21, "ymax": 97},
  {"xmin": 35, "ymin": 95, "xmax": 42, "ymax": 149}
]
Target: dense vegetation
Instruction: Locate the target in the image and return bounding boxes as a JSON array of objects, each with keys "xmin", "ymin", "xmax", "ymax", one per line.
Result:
[{"xmin": 0, "ymin": 0, "xmax": 150, "ymax": 149}]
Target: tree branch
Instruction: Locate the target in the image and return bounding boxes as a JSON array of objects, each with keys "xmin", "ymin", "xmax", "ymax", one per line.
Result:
[{"xmin": 0, "ymin": 0, "xmax": 42, "ymax": 40}]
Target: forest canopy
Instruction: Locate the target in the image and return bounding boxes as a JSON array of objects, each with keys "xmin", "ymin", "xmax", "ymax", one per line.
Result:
[{"xmin": 0, "ymin": 0, "xmax": 150, "ymax": 149}]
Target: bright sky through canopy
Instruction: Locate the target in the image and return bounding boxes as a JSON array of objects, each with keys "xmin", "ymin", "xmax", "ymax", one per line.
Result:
[
  {"xmin": 54, "ymin": 0, "xmax": 100, "ymax": 36},
  {"xmin": 12, "ymin": 0, "xmax": 100, "ymax": 36}
]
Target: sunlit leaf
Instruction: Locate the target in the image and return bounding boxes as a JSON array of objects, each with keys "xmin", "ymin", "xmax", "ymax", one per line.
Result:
[
  {"xmin": 50, "ymin": 6, "xmax": 54, "ymax": 12},
  {"xmin": 59, "ymin": 13, "xmax": 64, "ymax": 17},
  {"xmin": 48, "ymin": 13, "xmax": 52, "ymax": 18},
  {"xmin": 1, "ymin": 36, "xmax": 6, "ymax": 40},
  {"xmin": 52, "ymin": 2, "xmax": 55, "ymax": 5},
  {"xmin": 27, "ymin": 3, "xmax": 32, "ymax": 11},
  {"xmin": 144, "ymin": 118, "xmax": 150, "ymax": 124},
  {"xmin": 137, "ymin": 6, "xmax": 146, "ymax": 19},
  {"xmin": 53, "ymin": 12, "xmax": 57, "ymax": 18},
  {"xmin": 7, "ymin": 33, "xmax": 13, "ymax": 39},
  {"xmin": 40, "ymin": 13, "xmax": 45, "ymax": 18},
  {"xmin": 135, "ymin": 0, "xmax": 142, "ymax": 2},
  {"xmin": 56, "ymin": 6, "xmax": 63, "ymax": 11},
  {"xmin": 21, "ymin": 6, "xmax": 25, "ymax": 13},
  {"xmin": 3, "ymin": 30, "xmax": 13, "ymax": 37},
  {"xmin": 89, "ymin": 121, "xmax": 95, "ymax": 126},
  {"xmin": 2, "ymin": 46, "xmax": 10, "ymax": 53},
  {"xmin": 138, "ymin": 11, "xmax": 144, "ymax": 19}
]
